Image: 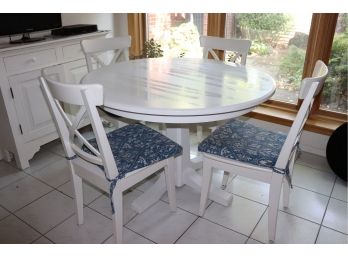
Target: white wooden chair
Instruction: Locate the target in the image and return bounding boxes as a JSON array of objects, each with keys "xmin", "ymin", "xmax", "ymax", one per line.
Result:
[
  {"xmin": 200, "ymin": 35, "xmax": 251, "ymax": 65},
  {"xmin": 81, "ymin": 36, "xmax": 131, "ymax": 72},
  {"xmin": 81, "ymin": 36, "xmax": 132, "ymax": 128},
  {"xmin": 40, "ymin": 76, "xmax": 181, "ymax": 243},
  {"xmin": 198, "ymin": 60, "xmax": 328, "ymax": 243},
  {"xmin": 196, "ymin": 35, "xmax": 252, "ymax": 151}
]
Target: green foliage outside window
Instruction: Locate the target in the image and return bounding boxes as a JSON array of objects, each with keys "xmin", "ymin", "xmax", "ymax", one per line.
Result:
[
  {"xmin": 142, "ymin": 38, "xmax": 164, "ymax": 58},
  {"xmin": 322, "ymin": 31, "xmax": 348, "ymax": 106},
  {"xmin": 279, "ymin": 45, "xmax": 306, "ymax": 89}
]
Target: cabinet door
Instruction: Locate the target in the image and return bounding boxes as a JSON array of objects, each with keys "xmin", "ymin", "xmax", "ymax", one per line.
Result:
[
  {"xmin": 64, "ymin": 59, "xmax": 88, "ymax": 84},
  {"xmin": 8, "ymin": 70, "xmax": 56, "ymax": 142}
]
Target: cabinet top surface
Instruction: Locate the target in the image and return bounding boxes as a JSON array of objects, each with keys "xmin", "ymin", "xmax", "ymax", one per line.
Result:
[{"xmin": 0, "ymin": 31, "xmax": 109, "ymax": 53}]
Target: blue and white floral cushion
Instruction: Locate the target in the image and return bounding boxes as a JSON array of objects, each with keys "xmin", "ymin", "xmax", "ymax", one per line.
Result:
[
  {"xmin": 83, "ymin": 123, "xmax": 182, "ymax": 177},
  {"xmin": 198, "ymin": 119, "xmax": 287, "ymax": 169}
]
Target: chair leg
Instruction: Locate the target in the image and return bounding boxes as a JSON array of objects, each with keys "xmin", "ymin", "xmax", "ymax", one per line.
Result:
[
  {"xmin": 164, "ymin": 158, "xmax": 177, "ymax": 211},
  {"xmin": 197, "ymin": 125, "xmax": 203, "ymax": 141},
  {"xmin": 199, "ymin": 158, "xmax": 213, "ymax": 216},
  {"xmin": 221, "ymin": 171, "xmax": 230, "ymax": 189},
  {"xmin": 268, "ymin": 173, "xmax": 283, "ymax": 243},
  {"xmin": 70, "ymin": 164, "xmax": 84, "ymax": 225},
  {"xmin": 111, "ymin": 188, "xmax": 123, "ymax": 244},
  {"xmin": 282, "ymin": 180, "xmax": 291, "ymax": 209}
]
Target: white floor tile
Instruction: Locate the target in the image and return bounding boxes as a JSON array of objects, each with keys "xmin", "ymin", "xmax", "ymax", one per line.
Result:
[
  {"xmin": 322, "ymin": 198, "xmax": 347, "ymax": 234},
  {"xmin": 45, "ymin": 207, "xmax": 113, "ymax": 243},
  {"xmin": 292, "ymin": 164, "xmax": 336, "ymax": 196},
  {"xmin": 162, "ymin": 185, "xmax": 212, "ymax": 215},
  {"xmin": 42, "ymin": 139, "xmax": 65, "ymax": 157},
  {"xmin": 104, "ymin": 228, "xmax": 154, "ymax": 244},
  {"xmin": 316, "ymin": 226, "xmax": 348, "ymax": 244},
  {"xmin": 30, "ymin": 159, "xmax": 71, "ymax": 188},
  {"xmin": 251, "ymin": 209, "xmax": 320, "ymax": 243},
  {"xmin": 176, "ymin": 218, "xmax": 247, "ymax": 244},
  {"xmin": 126, "ymin": 201, "xmax": 197, "ymax": 244},
  {"xmin": 246, "ymin": 238, "xmax": 262, "ymax": 244},
  {"xmin": 280, "ymin": 186, "xmax": 329, "ymax": 224},
  {"xmin": 32, "ymin": 236, "xmax": 53, "ymax": 244},
  {"xmin": 58, "ymin": 180, "xmax": 103, "ymax": 205},
  {"xmin": 15, "ymin": 190, "xmax": 75, "ymax": 234},
  {"xmin": 226, "ymin": 176, "xmax": 270, "ymax": 205},
  {"xmin": 0, "ymin": 215, "xmax": 40, "ymax": 243},
  {"xmin": 297, "ymin": 152, "xmax": 332, "ymax": 172},
  {"xmin": 0, "ymin": 161, "xmax": 27, "ymax": 190},
  {"xmin": 331, "ymin": 179, "xmax": 347, "ymax": 202},
  {"xmin": 0, "ymin": 205, "xmax": 10, "ymax": 221},
  {"xmin": 88, "ymin": 189, "xmax": 143, "ymax": 224},
  {"xmin": 24, "ymin": 150, "xmax": 63, "ymax": 174},
  {"xmin": 203, "ymin": 195, "xmax": 267, "ymax": 236},
  {"xmin": 0, "ymin": 176, "xmax": 52, "ymax": 212}
]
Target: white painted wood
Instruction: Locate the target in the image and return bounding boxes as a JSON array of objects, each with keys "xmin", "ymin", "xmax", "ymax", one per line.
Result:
[
  {"xmin": 81, "ymin": 36, "xmax": 131, "ymax": 72},
  {"xmin": 200, "ymin": 35, "xmax": 252, "ymax": 65},
  {"xmin": 82, "ymin": 58, "xmax": 274, "ymax": 212},
  {"xmin": 82, "ymin": 58, "xmax": 276, "ymax": 121},
  {"xmin": 198, "ymin": 61, "xmax": 328, "ymax": 242},
  {"xmin": 0, "ymin": 31, "xmax": 108, "ymax": 169},
  {"xmin": 40, "ymin": 76, "xmax": 177, "ymax": 244}
]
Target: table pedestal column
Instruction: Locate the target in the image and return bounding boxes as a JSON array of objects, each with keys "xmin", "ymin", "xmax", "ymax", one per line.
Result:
[{"xmin": 131, "ymin": 126, "xmax": 233, "ymax": 214}]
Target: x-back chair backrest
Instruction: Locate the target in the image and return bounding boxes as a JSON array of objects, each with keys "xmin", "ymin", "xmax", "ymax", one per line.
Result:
[
  {"xmin": 81, "ymin": 36, "xmax": 131, "ymax": 72},
  {"xmin": 275, "ymin": 60, "xmax": 328, "ymax": 174},
  {"xmin": 40, "ymin": 77, "xmax": 118, "ymax": 179},
  {"xmin": 200, "ymin": 35, "xmax": 252, "ymax": 65}
]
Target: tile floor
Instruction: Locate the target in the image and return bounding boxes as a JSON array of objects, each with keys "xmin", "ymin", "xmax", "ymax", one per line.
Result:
[{"xmin": 0, "ymin": 136, "xmax": 347, "ymax": 244}]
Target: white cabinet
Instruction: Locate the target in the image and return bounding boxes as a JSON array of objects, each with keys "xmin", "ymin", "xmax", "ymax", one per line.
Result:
[
  {"xmin": 0, "ymin": 31, "xmax": 108, "ymax": 169},
  {"xmin": 8, "ymin": 70, "xmax": 56, "ymax": 143}
]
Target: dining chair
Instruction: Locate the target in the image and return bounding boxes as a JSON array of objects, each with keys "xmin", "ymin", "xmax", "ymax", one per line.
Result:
[
  {"xmin": 196, "ymin": 35, "xmax": 252, "ymax": 152},
  {"xmin": 40, "ymin": 76, "xmax": 181, "ymax": 243},
  {"xmin": 80, "ymin": 36, "xmax": 132, "ymax": 129},
  {"xmin": 81, "ymin": 35, "xmax": 131, "ymax": 72},
  {"xmin": 198, "ymin": 60, "xmax": 328, "ymax": 243},
  {"xmin": 200, "ymin": 35, "xmax": 252, "ymax": 65}
]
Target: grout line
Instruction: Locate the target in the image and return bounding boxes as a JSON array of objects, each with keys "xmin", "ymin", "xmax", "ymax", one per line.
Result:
[
  {"xmin": 314, "ymin": 176, "xmax": 337, "ymax": 243},
  {"xmin": 247, "ymin": 206, "xmax": 268, "ymax": 243},
  {"xmin": 173, "ymin": 216, "xmax": 199, "ymax": 244},
  {"xmin": 123, "ymin": 226, "xmax": 157, "ymax": 244}
]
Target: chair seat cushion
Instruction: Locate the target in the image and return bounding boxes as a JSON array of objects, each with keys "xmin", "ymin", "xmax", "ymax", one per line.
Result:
[
  {"xmin": 82, "ymin": 123, "xmax": 182, "ymax": 177},
  {"xmin": 198, "ymin": 119, "xmax": 287, "ymax": 169}
]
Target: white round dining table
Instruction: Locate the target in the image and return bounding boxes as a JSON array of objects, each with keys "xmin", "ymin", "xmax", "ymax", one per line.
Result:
[{"xmin": 82, "ymin": 58, "xmax": 276, "ymax": 213}]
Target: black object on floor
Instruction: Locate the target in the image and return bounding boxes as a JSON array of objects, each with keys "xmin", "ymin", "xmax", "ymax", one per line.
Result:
[{"xmin": 326, "ymin": 122, "xmax": 347, "ymax": 181}]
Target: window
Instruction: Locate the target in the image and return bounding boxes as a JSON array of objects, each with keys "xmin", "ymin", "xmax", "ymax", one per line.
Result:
[
  {"xmin": 319, "ymin": 13, "xmax": 348, "ymax": 114},
  {"xmin": 225, "ymin": 13, "xmax": 313, "ymax": 104},
  {"xmin": 146, "ymin": 13, "xmax": 208, "ymax": 58}
]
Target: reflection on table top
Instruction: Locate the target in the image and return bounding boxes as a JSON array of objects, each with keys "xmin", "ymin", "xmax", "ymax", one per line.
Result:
[{"xmin": 82, "ymin": 58, "xmax": 276, "ymax": 117}]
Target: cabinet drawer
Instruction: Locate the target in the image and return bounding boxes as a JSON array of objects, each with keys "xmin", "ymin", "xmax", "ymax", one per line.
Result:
[
  {"xmin": 62, "ymin": 44, "xmax": 84, "ymax": 60},
  {"xmin": 4, "ymin": 49, "xmax": 57, "ymax": 74}
]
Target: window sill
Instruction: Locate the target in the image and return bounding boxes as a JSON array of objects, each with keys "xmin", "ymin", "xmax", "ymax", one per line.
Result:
[{"xmin": 246, "ymin": 103, "xmax": 347, "ymax": 136}]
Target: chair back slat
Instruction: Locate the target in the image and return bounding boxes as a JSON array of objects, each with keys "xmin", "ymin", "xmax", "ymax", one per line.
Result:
[
  {"xmin": 299, "ymin": 60, "xmax": 328, "ymax": 99},
  {"xmin": 275, "ymin": 60, "xmax": 328, "ymax": 173},
  {"xmin": 200, "ymin": 35, "xmax": 251, "ymax": 65},
  {"xmin": 275, "ymin": 82, "xmax": 317, "ymax": 172},
  {"xmin": 40, "ymin": 76, "xmax": 118, "ymax": 179},
  {"xmin": 81, "ymin": 36, "xmax": 131, "ymax": 72}
]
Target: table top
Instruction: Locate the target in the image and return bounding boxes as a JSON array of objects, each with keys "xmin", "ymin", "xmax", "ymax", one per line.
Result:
[{"xmin": 82, "ymin": 58, "xmax": 276, "ymax": 123}]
